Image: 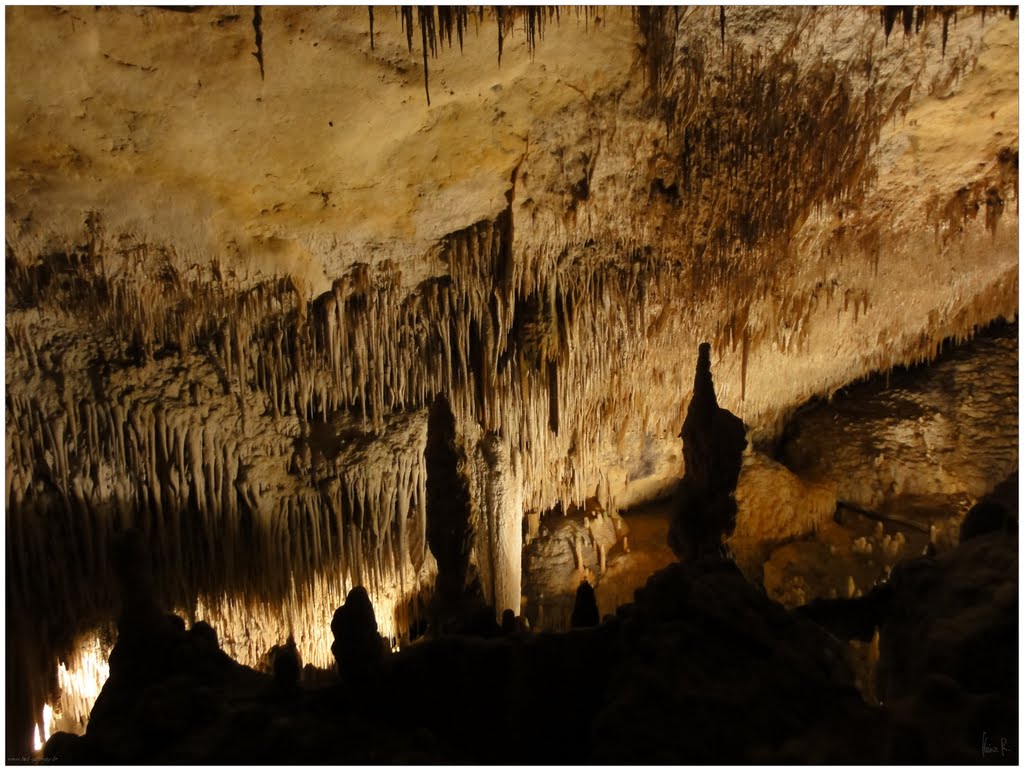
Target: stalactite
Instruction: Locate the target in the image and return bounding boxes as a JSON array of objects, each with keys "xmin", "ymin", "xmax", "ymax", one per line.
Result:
[
  {"xmin": 496, "ymin": 6, "xmax": 505, "ymax": 66},
  {"xmin": 400, "ymin": 5, "xmax": 414, "ymax": 54},
  {"xmin": 901, "ymin": 6, "xmax": 913, "ymax": 37},
  {"xmin": 547, "ymin": 359, "xmax": 559, "ymax": 435},
  {"xmin": 252, "ymin": 6, "xmax": 265, "ymax": 81},
  {"xmin": 418, "ymin": 6, "xmax": 434, "ymax": 105},
  {"xmin": 740, "ymin": 325, "xmax": 750, "ymax": 403}
]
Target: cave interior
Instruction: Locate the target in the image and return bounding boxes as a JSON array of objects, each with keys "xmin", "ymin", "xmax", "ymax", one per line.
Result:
[{"xmin": 4, "ymin": 4, "xmax": 1020, "ymax": 765}]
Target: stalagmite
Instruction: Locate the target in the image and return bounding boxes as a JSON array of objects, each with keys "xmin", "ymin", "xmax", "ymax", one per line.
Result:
[
  {"xmin": 472, "ymin": 432, "xmax": 525, "ymax": 618},
  {"xmin": 424, "ymin": 395, "xmax": 474, "ymax": 618},
  {"xmin": 526, "ymin": 510, "xmax": 541, "ymax": 542},
  {"xmin": 669, "ymin": 343, "xmax": 748, "ymax": 560},
  {"xmin": 570, "ymin": 580, "xmax": 599, "ymax": 628},
  {"xmin": 331, "ymin": 586, "xmax": 385, "ymax": 685}
]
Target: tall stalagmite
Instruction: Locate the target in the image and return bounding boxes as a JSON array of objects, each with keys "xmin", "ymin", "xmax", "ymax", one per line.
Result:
[
  {"xmin": 424, "ymin": 395, "xmax": 474, "ymax": 620},
  {"xmin": 669, "ymin": 343, "xmax": 748, "ymax": 560},
  {"xmin": 472, "ymin": 431, "xmax": 524, "ymax": 617}
]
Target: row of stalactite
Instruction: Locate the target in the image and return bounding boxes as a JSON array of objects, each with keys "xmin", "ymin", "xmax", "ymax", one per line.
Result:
[
  {"xmin": 646, "ymin": 29, "xmax": 891, "ymax": 263},
  {"xmin": 8, "ymin": 213, "xmax": 1018, "ymax": 526},
  {"xmin": 4, "ymin": 372, "xmax": 437, "ymax": 618},
  {"xmin": 10, "ymin": 225, "xmax": 1015, "ymax": 694}
]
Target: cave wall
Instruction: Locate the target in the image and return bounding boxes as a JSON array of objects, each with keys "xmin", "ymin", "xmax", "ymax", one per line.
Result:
[
  {"xmin": 781, "ymin": 324, "xmax": 1019, "ymax": 512},
  {"xmin": 5, "ymin": 7, "xmax": 1019, "ymax": 734}
]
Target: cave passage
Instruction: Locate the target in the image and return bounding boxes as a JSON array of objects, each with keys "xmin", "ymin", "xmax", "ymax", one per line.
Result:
[{"xmin": 4, "ymin": 4, "xmax": 1018, "ymax": 764}]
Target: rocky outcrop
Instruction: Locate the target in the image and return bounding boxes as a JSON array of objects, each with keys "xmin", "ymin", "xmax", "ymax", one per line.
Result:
[
  {"xmin": 520, "ymin": 502, "xmax": 630, "ymax": 631},
  {"xmin": 781, "ymin": 323, "xmax": 1019, "ymax": 514},
  {"xmin": 570, "ymin": 580, "xmax": 599, "ymax": 628},
  {"xmin": 43, "ymin": 513, "xmax": 1019, "ymax": 764},
  {"xmin": 33, "ymin": 551, "xmax": 864, "ymax": 763},
  {"xmin": 730, "ymin": 452, "xmax": 837, "ymax": 553},
  {"xmin": 669, "ymin": 343, "xmax": 748, "ymax": 560},
  {"xmin": 960, "ymin": 472, "xmax": 1019, "ymax": 542},
  {"xmin": 755, "ymin": 324, "xmax": 1018, "ymax": 611},
  {"xmin": 797, "ymin": 526, "xmax": 1018, "ymax": 763}
]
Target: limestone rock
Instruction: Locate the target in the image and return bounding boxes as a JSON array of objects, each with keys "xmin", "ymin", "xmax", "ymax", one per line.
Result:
[
  {"xmin": 570, "ymin": 580, "xmax": 599, "ymax": 628},
  {"xmin": 424, "ymin": 395, "xmax": 474, "ymax": 618},
  {"xmin": 781, "ymin": 326, "xmax": 1018, "ymax": 513},
  {"xmin": 668, "ymin": 343, "xmax": 748, "ymax": 560},
  {"xmin": 330, "ymin": 587, "xmax": 386, "ymax": 683}
]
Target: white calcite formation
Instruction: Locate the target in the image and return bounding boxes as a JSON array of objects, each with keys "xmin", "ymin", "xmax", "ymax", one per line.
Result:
[
  {"xmin": 5, "ymin": 6, "xmax": 1019, "ymax": 749},
  {"xmin": 731, "ymin": 451, "xmax": 839, "ymax": 547}
]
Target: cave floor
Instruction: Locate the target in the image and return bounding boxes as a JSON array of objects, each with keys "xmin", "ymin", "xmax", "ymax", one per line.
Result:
[
  {"xmin": 609, "ymin": 490, "xmax": 969, "ymax": 616},
  {"xmin": 594, "ymin": 502, "xmax": 677, "ymax": 619},
  {"xmin": 761, "ymin": 494, "xmax": 968, "ymax": 609}
]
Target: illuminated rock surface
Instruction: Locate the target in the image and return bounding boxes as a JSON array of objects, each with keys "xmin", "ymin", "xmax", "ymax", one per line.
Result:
[
  {"xmin": 41, "ymin": 528, "xmax": 1017, "ymax": 764},
  {"xmin": 781, "ymin": 322, "xmax": 1019, "ymax": 512}
]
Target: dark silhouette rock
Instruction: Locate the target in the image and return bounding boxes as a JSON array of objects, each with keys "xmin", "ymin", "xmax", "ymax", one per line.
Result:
[
  {"xmin": 270, "ymin": 636, "xmax": 302, "ymax": 693},
  {"xmin": 455, "ymin": 603, "xmax": 503, "ymax": 638},
  {"xmin": 331, "ymin": 586, "xmax": 386, "ymax": 683},
  {"xmin": 49, "ymin": 512, "xmax": 1014, "ymax": 765},
  {"xmin": 43, "ymin": 730, "xmax": 93, "ymax": 763},
  {"xmin": 424, "ymin": 395, "xmax": 474, "ymax": 621},
  {"xmin": 592, "ymin": 559, "xmax": 865, "ymax": 764},
  {"xmin": 83, "ymin": 535, "xmax": 258, "ymax": 764},
  {"xmin": 190, "ymin": 620, "xmax": 219, "ymax": 652},
  {"xmin": 106, "ymin": 530, "xmax": 188, "ymax": 682},
  {"xmin": 186, "ymin": 620, "xmax": 239, "ymax": 685},
  {"xmin": 571, "ymin": 580, "xmax": 599, "ymax": 628},
  {"xmin": 960, "ymin": 500, "xmax": 1014, "ymax": 542},
  {"xmin": 960, "ymin": 474, "xmax": 1018, "ymax": 542},
  {"xmin": 798, "ymin": 584, "xmax": 893, "ymax": 642},
  {"xmin": 501, "ymin": 609, "xmax": 517, "ymax": 634},
  {"xmin": 799, "ymin": 530, "xmax": 1018, "ymax": 758},
  {"xmin": 668, "ymin": 342, "xmax": 748, "ymax": 560},
  {"xmin": 111, "ymin": 529, "xmax": 164, "ymax": 637},
  {"xmin": 874, "ymin": 533, "xmax": 1018, "ymax": 705}
]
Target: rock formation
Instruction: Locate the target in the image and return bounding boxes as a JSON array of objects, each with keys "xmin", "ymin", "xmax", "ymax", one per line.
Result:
[
  {"xmin": 521, "ymin": 503, "xmax": 630, "ymax": 631},
  {"xmin": 269, "ymin": 636, "xmax": 302, "ymax": 694},
  {"xmin": 424, "ymin": 395, "xmax": 474, "ymax": 621},
  {"xmin": 797, "ymin": 523, "xmax": 1018, "ymax": 761},
  {"xmin": 570, "ymin": 580, "xmax": 600, "ymax": 628},
  {"xmin": 669, "ymin": 343, "xmax": 748, "ymax": 560},
  {"xmin": 36, "ymin": 496, "xmax": 1020, "ymax": 764},
  {"xmin": 330, "ymin": 586, "xmax": 386, "ymax": 685},
  {"xmin": 782, "ymin": 323, "xmax": 1019, "ymax": 514},
  {"xmin": 110, "ymin": 529, "xmax": 165, "ymax": 641},
  {"xmin": 500, "ymin": 608, "xmax": 517, "ymax": 635},
  {"xmin": 960, "ymin": 471, "xmax": 1018, "ymax": 543}
]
